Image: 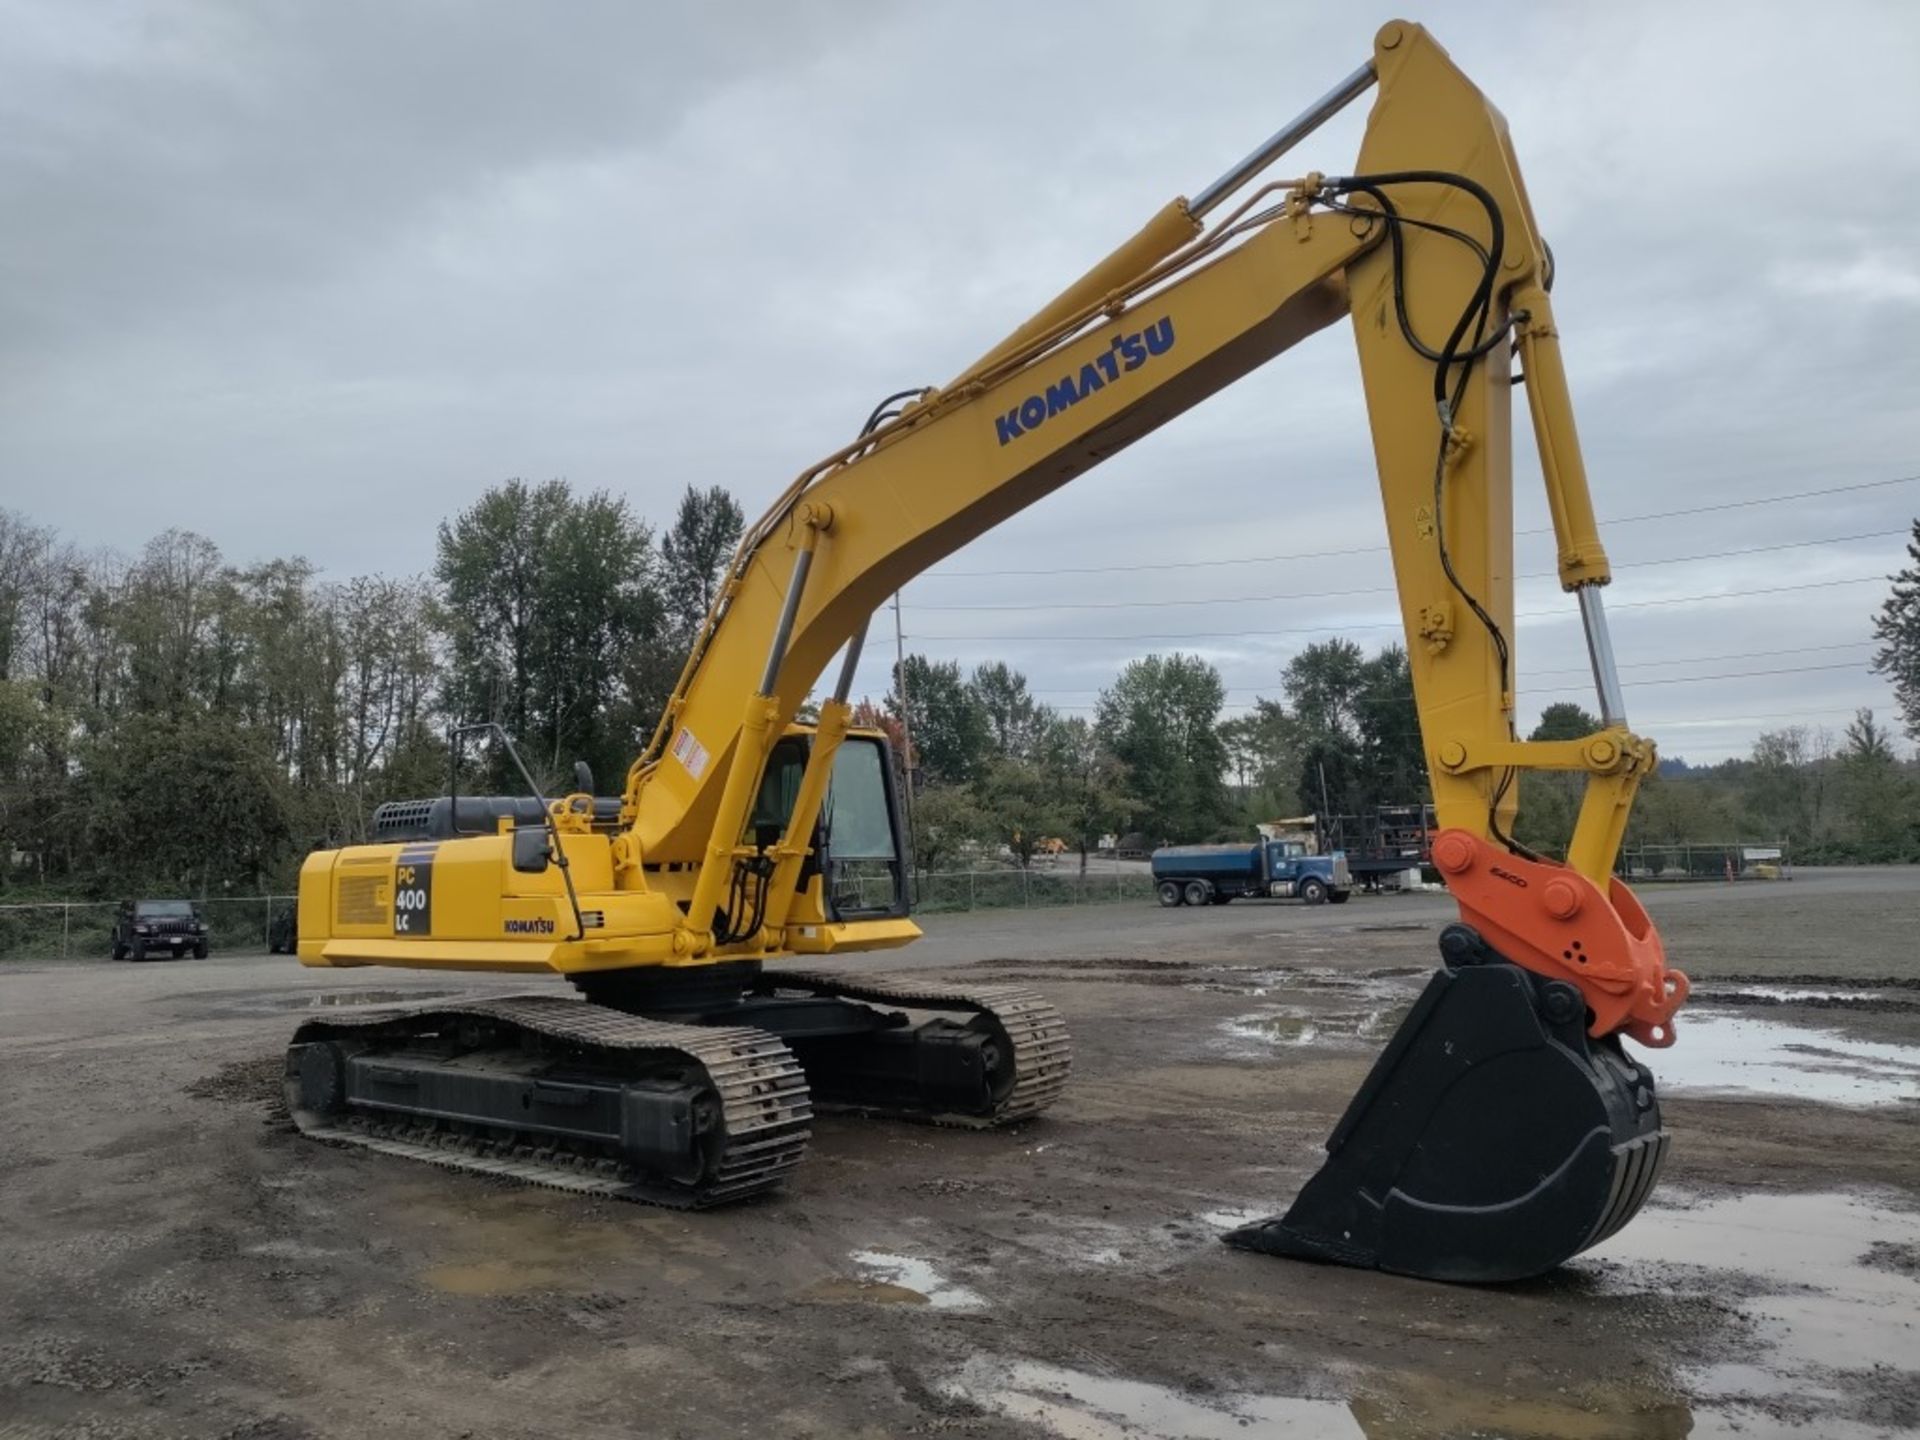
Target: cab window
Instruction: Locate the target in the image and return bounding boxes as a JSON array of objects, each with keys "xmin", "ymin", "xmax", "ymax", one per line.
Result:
[{"xmin": 824, "ymin": 739, "xmax": 896, "ymax": 859}]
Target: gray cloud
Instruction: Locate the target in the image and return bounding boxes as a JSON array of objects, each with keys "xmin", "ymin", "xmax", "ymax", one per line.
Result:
[{"xmin": 3, "ymin": 0, "xmax": 1917, "ymax": 760}]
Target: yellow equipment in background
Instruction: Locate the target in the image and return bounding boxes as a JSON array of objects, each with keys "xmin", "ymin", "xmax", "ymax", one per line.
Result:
[{"xmin": 288, "ymin": 20, "xmax": 1687, "ymax": 1284}]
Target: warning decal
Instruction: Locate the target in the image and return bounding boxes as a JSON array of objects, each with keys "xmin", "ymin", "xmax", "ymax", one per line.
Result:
[{"xmin": 670, "ymin": 726, "xmax": 710, "ymax": 780}]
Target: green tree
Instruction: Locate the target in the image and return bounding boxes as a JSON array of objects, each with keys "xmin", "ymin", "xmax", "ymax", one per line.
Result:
[
  {"xmin": 1282, "ymin": 638, "xmax": 1368, "ymax": 737},
  {"xmin": 1221, "ymin": 699, "xmax": 1305, "ymax": 816},
  {"xmin": 1279, "ymin": 639, "xmax": 1425, "ymax": 813},
  {"xmin": 1743, "ymin": 726, "xmax": 1838, "ymax": 845},
  {"xmin": 113, "ymin": 529, "xmax": 228, "ymax": 718},
  {"xmin": 660, "ymin": 484, "xmax": 746, "ymax": 638},
  {"xmin": 889, "ymin": 654, "xmax": 990, "ymax": 786},
  {"xmin": 1096, "ymin": 652, "xmax": 1230, "ymax": 842},
  {"xmin": 1514, "ymin": 702, "xmax": 1603, "ymax": 853},
  {"xmin": 1042, "ymin": 715, "xmax": 1138, "ymax": 871},
  {"xmin": 977, "ymin": 755, "xmax": 1065, "ymax": 868},
  {"xmin": 1532, "ymin": 701, "xmax": 1602, "ymax": 742},
  {"xmin": 80, "ymin": 713, "xmax": 292, "ymax": 893},
  {"xmin": 1354, "ymin": 644, "xmax": 1425, "ymax": 804},
  {"xmin": 1625, "ymin": 768, "xmax": 1731, "ymax": 850},
  {"xmin": 436, "ymin": 479, "xmax": 663, "ymax": 787},
  {"xmin": 969, "ymin": 661, "xmax": 1051, "ymax": 761},
  {"xmin": 1298, "ymin": 734, "xmax": 1364, "ymax": 819},
  {"xmin": 908, "ymin": 781, "xmax": 985, "ymax": 878},
  {"xmin": 1872, "ymin": 521, "xmax": 1920, "ymax": 742},
  {"xmin": 0, "ymin": 511, "xmax": 50, "ymax": 684},
  {"xmin": 317, "ymin": 576, "xmax": 441, "ymax": 842},
  {"xmin": 1837, "ymin": 709, "xmax": 1912, "ymax": 860}
]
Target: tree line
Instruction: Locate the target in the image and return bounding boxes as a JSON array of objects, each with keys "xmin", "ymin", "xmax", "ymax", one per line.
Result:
[
  {"xmin": 877, "ymin": 640, "xmax": 1432, "ymax": 874},
  {"xmin": 4, "ymin": 495, "xmax": 1918, "ymax": 897},
  {"xmin": 0, "ymin": 481, "xmax": 743, "ymax": 895}
]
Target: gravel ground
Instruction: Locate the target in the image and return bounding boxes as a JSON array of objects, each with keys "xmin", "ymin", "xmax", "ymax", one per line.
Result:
[{"xmin": 2, "ymin": 867, "xmax": 1917, "ymax": 1439}]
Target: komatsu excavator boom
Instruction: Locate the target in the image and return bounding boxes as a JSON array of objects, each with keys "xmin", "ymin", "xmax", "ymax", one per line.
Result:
[{"xmin": 288, "ymin": 20, "xmax": 1688, "ymax": 1283}]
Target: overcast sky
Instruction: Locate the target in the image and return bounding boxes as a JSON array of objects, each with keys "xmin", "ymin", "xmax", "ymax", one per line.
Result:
[{"xmin": 4, "ymin": 1, "xmax": 1918, "ymax": 761}]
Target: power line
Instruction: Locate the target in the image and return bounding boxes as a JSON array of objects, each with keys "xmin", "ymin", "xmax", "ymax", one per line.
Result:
[
  {"xmin": 919, "ymin": 472, "xmax": 1920, "ymax": 579},
  {"xmin": 995, "ymin": 642, "xmax": 1876, "ymax": 695},
  {"xmin": 1034, "ymin": 661, "xmax": 1874, "ymax": 713},
  {"xmin": 844, "ymin": 640, "xmax": 1877, "ymax": 694},
  {"xmin": 1526, "ymin": 642, "xmax": 1875, "ymax": 680},
  {"xmin": 1653, "ymin": 707, "xmax": 1882, "ymax": 729},
  {"xmin": 911, "ymin": 530, "xmax": 1904, "ymax": 612},
  {"xmin": 908, "ymin": 574, "xmax": 1888, "ymax": 641},
  {"xmin": 1602, "ymin": 660, "xmax": 1868, "ymax": 687}
]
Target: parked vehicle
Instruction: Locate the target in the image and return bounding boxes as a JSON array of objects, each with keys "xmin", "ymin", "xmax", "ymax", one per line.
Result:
[
  {"xmin": 1151, "ymin": 839, "xmax": 1352, "ymax": 908},
  {"xmin": 111, "ymin": 899, "xmax": 209, "ymax": 960},
  {"xmin": 1259, "ymin": 805, "xmax": 1436, "ymax": 889}
]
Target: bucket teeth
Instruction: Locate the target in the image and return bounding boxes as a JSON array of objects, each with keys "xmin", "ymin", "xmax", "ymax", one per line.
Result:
[{"xmin": 1228, "ymin": 924, "xmax": 1668, "ymax": 1284}]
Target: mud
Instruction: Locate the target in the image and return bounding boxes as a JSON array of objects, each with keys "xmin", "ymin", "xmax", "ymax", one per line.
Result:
[{"xmin": 3, "ymin": 866, "xmax": 1918, "ymax": 1438}]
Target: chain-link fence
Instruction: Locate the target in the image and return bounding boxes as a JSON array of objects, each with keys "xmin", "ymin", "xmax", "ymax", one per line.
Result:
[
  {"xmin": 882, "ymin": 867, "xmax": 1160, "ymax": 914},
  {"xmin": 2, "ymin": 868, "xmax": 1162, "ymax": 959},
  {"xmin": 0, "ymin": 895, "xmax": 296, "ymax": 961},
  {"xmin": 3, "ymin": 839, "xmax": 1798, "ymax": 960},
  {"xmin": 1615, "ymin": 843, "xmax": 1792, "ymax": 881}
]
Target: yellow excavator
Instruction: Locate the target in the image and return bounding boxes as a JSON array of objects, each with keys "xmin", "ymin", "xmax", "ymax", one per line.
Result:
[{"xmin": 288, "ymin": 20, "xmax": 1689, "ymax": 1284}]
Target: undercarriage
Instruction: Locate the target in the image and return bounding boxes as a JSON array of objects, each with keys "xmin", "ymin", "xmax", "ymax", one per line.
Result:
[{"xmin": 285, "ymin": 965, "xmax": 1072, "ymax": 1207}]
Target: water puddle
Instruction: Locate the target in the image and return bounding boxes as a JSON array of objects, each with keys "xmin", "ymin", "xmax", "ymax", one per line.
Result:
[
  {"xmin": 1014, "ymin": 1217, "xmax": 1136, "ymax": 1270},
  {"xmin": 244, "ymin": 1239, "xmax": 340, "ymax": 1261},
  {"xmin": 1195, "ymin": 1207, "xmax": 1266, "ymax": 1230},
  {"xmin": 1223, "ymin": 1009, "xmax": 1320, "ymax": 1046},
  {"xmin": 802, "ymin": 1276, "xmax": 932, "ymax": 1306},
  {"xmin": 1627, "ymin": 1012, "xmax": 1920, "ymax": 1106},
  {"xmin": 847, "ymin": 1250, "xmax": 985, "ymax": 1311},
  {"xmin": 945, "ymin": 1357, "xmax": 1361, "ymax": 1439},
  {"xmin": 1222, "ymin": 998, "xmax": 1411, "ymax": 1050},
  {"xmin": 1702, "ymin": 984, "xmax": 1890, "ymax": 1004},
  {"xmin": 947, "ymin": 1352, "xmax": 1910, "ymax": 1440},
  {"xmin": 1586, "ymin": 1191, "xmax": 1920, "ymax": 1382},
  {"xmin": 421, "ymin": 1259, "xmax": 563, "ymax": 1296}
]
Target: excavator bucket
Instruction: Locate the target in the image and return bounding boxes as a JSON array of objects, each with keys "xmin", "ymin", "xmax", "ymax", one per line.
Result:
[{"xmin": 1226, "ymin": 923, "xmax": 1667, "ymax": 1284}]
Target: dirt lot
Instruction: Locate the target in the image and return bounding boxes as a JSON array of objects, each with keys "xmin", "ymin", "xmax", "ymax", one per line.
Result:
[{"xmin": 3, "ymin": 869, "xmax": 1918, "ymax": 1439}]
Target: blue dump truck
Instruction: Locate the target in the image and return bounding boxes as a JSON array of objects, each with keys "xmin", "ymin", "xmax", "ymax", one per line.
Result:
[{"xmin": 1150, "ymin": 838, "xmax": 1353, "ymax": 908}]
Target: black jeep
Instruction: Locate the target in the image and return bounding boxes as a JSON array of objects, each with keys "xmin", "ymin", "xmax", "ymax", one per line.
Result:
[{"xmin": 111, "ymin": 899, "xmax": 209, "ymax": 961}]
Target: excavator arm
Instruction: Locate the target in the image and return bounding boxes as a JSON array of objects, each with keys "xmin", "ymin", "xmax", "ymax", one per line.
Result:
[{"xmin": 292, "ymin": 20, "xmax": 1688, "ymax": 1284}]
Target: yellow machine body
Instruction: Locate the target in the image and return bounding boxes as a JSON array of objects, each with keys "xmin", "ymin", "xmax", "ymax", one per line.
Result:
[{"xmin": 299, "ymin": 724, "xmax": 923, "ymax": 973}]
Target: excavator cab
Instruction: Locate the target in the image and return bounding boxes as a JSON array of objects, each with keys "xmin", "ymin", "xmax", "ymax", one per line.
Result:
[{"xmin": 755, "ymin": 728, "xmax": 912, "ymax": 924}]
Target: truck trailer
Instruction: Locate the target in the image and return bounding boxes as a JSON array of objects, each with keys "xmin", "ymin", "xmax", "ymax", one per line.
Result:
[{"xmin": 1261, "ymin": 805, "xmax": 1436, "ymax": 890}]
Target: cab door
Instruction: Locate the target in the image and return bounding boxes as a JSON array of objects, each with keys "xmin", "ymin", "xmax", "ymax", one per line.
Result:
[
  {"xmin": 820, "ymin": 735, "xmax": 910, "ymax": 920},
  {"xmin": 752, "ymin": 731, "xmax": 910, "ymax": 921}
]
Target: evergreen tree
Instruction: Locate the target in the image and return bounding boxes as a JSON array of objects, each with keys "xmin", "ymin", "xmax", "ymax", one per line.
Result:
[
  {"xmin": 1872, "ymin": 520, "xmax": 1920, "ymax": 742},
  {"xmin": 1095, "ymin": 653, "xmax": 1230, "ymax": 842}
]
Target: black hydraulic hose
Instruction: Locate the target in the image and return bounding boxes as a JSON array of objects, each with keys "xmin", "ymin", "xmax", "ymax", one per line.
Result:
[
  {"xmin": 1321, "ymin": 172, "xmax": 1532, "ymax": 854},
  {"xmin": 861, "ymin": 387, "xmax": 933, "ymax": 437},
  {"xmin": 1331, "ymin": 173, "xmax": 1506, "ymax": 408}
]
